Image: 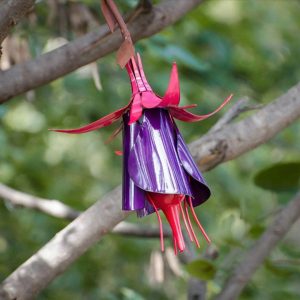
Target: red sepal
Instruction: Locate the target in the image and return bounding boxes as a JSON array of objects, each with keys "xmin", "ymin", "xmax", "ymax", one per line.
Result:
[
  {"xmin": 50, "ymin": 103, "xmax": 131, "ymax": 134},
  {"xmin": 160, "ymin": 63, "xmax": 180, "ymax": 107},
  {"xmin": 129, "ymin": 93, "xmax": 142, "ymax": 125},
  {"xmin": 141, "ymin": 91, "xmax": 162, "ymax": 109},
  {"xmin": 169, "ymin": 94, "xmax": 233, "ymax": 122}
]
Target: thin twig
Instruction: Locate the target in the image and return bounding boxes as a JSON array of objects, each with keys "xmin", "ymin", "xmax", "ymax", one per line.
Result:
[
  {"xmin": 139, "ymin": 0, "xmax": 153, "ymax": 11},
  {"xmin": 0, "ymin": 183, "xmax": 170, "ymax": 238},
  {"xmin": 0, "ymin": 0, "xmax": 35, "ymax": 46},
  {"xmin": 105, "ymin": 0, "xmax": 132, "ymax": 43},
  {"xmin": 0, "ymin": 183, "xmax": 80, "ymax": 220},
  {"xmin": 208, "ymin": 97, "xmax": 263, "ymax": 133}
]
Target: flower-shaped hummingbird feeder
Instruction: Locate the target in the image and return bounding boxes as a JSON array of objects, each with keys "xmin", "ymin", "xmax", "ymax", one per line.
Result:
[{"xmin": 51, "ymin": 0, "xmax": 232, "ymax": 254}]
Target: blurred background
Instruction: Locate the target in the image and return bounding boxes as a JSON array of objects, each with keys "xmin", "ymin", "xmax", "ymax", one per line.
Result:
[{"xmin": 0, "ymin": 0, "xmax": 300, "ymax": 299}]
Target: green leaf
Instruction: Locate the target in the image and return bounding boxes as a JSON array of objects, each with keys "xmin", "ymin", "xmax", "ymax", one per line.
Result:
[
  {"xmin": 164, "ymin": 45, "xmax": 210, "ymax": 72},
  {"xmin": 253, "ymin": 162, "xmax": 300, "ymax": 192},
  {"xmin": 248, "ymin": 224, "xmax": 265, "ymax": 239},
  {"xmin": 148, "ymin": 42, "xmax": 209, "ymax": 73},
  {"xmin": 185, "ymin": 259, "xmax": 216, "ymax": 280}
]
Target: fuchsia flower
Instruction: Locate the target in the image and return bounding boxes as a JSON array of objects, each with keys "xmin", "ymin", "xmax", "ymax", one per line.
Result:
[{"xmin": 52, "ymin": 54, "xmax": 232, "ymax": 253}]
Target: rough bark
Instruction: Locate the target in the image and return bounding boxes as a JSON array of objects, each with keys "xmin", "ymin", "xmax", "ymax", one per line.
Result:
[
  {"xmin": 190, "ymin": 82, "xmax": 300, "ymax": 171},
  {"xmin": 0, "ymin": 0, "xmax": 204, "ymax": 103},
  {"xmin": 0, "ymin": 186, "xmax": 127, "ymax": 300},
  {"xmin": 0, "ymin": 0, "xmax": 34, "ymax": 45},
  {"xmin": 0, "ymin": 183, "xmax": 172, "ymax": 237}
]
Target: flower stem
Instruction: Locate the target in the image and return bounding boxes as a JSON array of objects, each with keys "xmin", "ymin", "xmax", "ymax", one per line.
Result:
[{"xmin": 105, "ymin": 0, "xmax": 133, "ymax": 45}]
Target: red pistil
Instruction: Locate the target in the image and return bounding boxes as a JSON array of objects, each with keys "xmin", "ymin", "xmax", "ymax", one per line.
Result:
[
  {"xmin": 147, "ymin": 193, "xmax": 211, "ymax": 254},
  {"xmin": 147, "ymin": 193, "xmax": 185, "ymax": 253}
]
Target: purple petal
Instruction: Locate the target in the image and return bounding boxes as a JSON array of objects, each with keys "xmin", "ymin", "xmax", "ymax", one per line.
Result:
[
  {"xmin": 122, "ymin": 117, "xmax": 147, "ymax": 211},
  {"xmin": 128, "ymin": 108, "xmax": 192, "ymax": 196},
  {"xmin": 175, "ymin": 128, "xmax": 211, "ymax": 207},
  {"xmin": 50, "ymin": 103, "xmax": 131, "ymax": 134}
]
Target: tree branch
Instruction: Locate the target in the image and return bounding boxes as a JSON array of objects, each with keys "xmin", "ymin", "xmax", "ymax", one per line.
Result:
[
  {"xmin": 0, "ymin": 0, "xmax": 204, "ymax": 103},
  {"xmin": 208, "ymin": 97, "xmax": 262, "ymax": 134},
  {"xmin": 0, "ymin": 183, "xmax": 80, "ymax": 220},
  {"xmin": 139, "ymin": 0, "xmax": 153, "ymax": 11},
  {"xmin": 0, "ymin": 82, "xmax": 299, "ymax": 299},
  {"xmin": 113, "ymin": 221, "xmax": 171, "ymax": 238},
  {"xmin": 191, "ymin": 82, "xmax": 300, "ymax": 171},
  {"xmin": 0, "ymin": 186, "xmax": 128, "ymax": 300},
  {"xmin": 0, "ymin": 0, "xmax": 34, "ymax": 46},
  {"xmin": 215, "ymin": 191, "xmax": 300, "ymax": 300},
  {"xmin": 0, "ymin": 183, "xmax": 170, "ymax": 238}
]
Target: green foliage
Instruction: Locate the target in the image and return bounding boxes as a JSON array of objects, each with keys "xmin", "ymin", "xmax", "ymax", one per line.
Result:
[
  {"xmin": 186, "ymin": 259, "xmax": 216, "ymax": 281},
  {"xmin": 1, "ymin": 0, "xmax": 300, "ymax": 299},
  {"xmin": 254, "ymin": 162, "xmax": 300, "ymax": 192}
]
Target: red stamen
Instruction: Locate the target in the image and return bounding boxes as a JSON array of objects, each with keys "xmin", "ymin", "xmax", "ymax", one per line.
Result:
[
  {"xmin": 147, "ymin": 195, "xmax": 164, "ymax": 252},
  {"xmin": 173, "ymin": 237, "xmax": 178, "ymax": 256},
  {"xmin": 179, "ymin": 200, "xmax": 194, "ymax": 242},
  {"xmin": 184, "ymin": 199, "xmax": 200, "ymax": 248},
  {"xmin": 105, "ymin": 123, "xmax": 123, "ymax": 144},
  {"xmin": 188, "ymin": 197, "xmax": 211, "ymax": 244}
]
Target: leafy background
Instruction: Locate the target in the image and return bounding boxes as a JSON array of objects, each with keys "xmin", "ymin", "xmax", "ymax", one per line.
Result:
[{"xmin": 1, "ymin": 0, "xmax": 300, "ymax": 299}]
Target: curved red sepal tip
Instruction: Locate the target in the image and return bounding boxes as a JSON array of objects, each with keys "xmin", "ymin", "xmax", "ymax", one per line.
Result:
[
  {"xmin": 169, "ymin": 94, "xmax": 233, "ymax": 122},
  {"xmin": 160, "ymin": 62, "xmax": 180, "ymax": 107},
  {"xmin": 147, "ymin": 192, "xmax": 185, "ymax": 253},
  {"xmin": 49, "ymin": 104, "xmax": 130, "ymax": 134}
]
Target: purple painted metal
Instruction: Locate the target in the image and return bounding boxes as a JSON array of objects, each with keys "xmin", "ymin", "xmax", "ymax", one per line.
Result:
[{"xmin": 122, "ymin": 108, "xmax": 210, "ymax": 216}]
